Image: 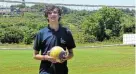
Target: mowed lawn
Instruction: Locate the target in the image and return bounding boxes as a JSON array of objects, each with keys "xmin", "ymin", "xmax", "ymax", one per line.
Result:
[{"xmin": 0, "ymin": 46, "xmax": 135, "ymax": 74}]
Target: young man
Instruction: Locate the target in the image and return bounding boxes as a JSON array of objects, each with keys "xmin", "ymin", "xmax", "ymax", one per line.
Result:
[{"xmin": 33, "ymin": 5, "xmax": 76, "ymax": 74}]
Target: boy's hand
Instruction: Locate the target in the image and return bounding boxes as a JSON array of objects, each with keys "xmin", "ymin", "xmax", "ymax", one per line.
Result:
[
  {"xmin": 44, "ymin": 51, "xmax": 57, "ymax": 63},
  {"xmin": 59, "ymin": 52, "xmax": 68, "ymax": 63},
  {"xmin": 46, "ymin": 55, "xmax": 57, "ymax": 63}
]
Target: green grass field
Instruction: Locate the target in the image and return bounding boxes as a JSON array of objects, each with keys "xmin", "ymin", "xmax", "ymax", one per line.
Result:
[{"xmin": 0, "ymin": 46, "xmax": 135, "ymax": 74}]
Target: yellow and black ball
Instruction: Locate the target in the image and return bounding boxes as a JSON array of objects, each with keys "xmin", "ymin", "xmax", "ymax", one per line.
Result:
[{"xmin": 49, "ymin": 46, "xmax": 66, "ymax": 63}]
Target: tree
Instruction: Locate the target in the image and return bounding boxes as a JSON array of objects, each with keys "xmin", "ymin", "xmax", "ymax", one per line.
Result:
[
  {"xmin": 120, "ymin": 14, "xmax": 135, "ymax": 33},
  {"xmin": 81, "ymin": 6, "xmax": 123, "ymax": 41}
]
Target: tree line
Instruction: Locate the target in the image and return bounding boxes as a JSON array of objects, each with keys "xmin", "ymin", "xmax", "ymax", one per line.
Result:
[{"xmin": 0, "ymin": 5, "xmax": 135, "ymax": 44}]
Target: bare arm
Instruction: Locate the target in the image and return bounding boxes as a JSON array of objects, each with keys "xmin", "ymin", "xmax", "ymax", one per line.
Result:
[
  {"xmin": 33, "ymin": 50, "xmax": 48, "ymax": 60},
  {"xmin": 33, "ymin": 50, "xmax": 56, "ymax": 63},
  {"xmin": 66, "ymin": 49, "xmax": 74, "ymax": 60}
]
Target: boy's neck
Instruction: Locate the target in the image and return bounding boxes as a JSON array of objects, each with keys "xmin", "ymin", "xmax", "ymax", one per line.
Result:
[{"xmin": 48, "ymin": 22, "xmax": 59, "ymax": 31}]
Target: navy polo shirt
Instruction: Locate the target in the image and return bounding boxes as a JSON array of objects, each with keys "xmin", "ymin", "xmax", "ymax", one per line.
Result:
[{"xmin": 33, "ymin": 24, "xmax": 76, "ymax": 74}]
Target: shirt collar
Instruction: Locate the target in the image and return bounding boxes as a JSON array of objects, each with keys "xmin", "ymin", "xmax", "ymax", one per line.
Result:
[{"xmin": 47, "ymin": 24, "xmax": 61, "ymax": 32}]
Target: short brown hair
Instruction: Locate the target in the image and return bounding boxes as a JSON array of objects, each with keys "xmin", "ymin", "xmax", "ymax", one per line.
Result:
[{"xmin": 44, "ymin": 5, "xmax": 62, "ymax": 18}]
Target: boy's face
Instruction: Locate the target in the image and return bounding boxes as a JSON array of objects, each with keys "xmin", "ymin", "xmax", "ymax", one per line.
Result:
[{"xmin": 47, "ymin": 8, "xmax": 59, "ymax": 22}]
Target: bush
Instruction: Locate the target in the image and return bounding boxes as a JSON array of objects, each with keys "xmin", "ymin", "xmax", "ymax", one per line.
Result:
[
  {"xmin": 0, "ymin": 27, "xmax": 24, "ymax": 43},
  {"xmin": 84, "ymin": 34, "xmax": 97, "ymax": 43},
  {"xmin": 109, "ymin": 36, "xmax": 122, "ymax": 43},
  {"xmin": 23, "ymin": 28, "xmax": 37, "ymax": 44}
]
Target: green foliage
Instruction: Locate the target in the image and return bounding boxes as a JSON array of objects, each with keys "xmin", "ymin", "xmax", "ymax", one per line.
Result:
[
  {"xmin": 11, "ymin": 4, "xmax": 26, "ymax": 8},
  {"xmin": 0, "ymin": 27, "xmax": 24, "ymax": 43},
  {"xmin": 84, "ymin": 34, "xmax": 96, "ymax": 43},
  {"xmin": 120, "ymin": 14, "xmax": 135, "ymax": 33},
  {"xmin": 0, "ymin": 16, "xmax": 47, "ymax": 44},
  {"xmin": 0, "ymin": 5, "xmax": 135, "ymax": 44},
  {"xmin": 31, "ymin": 4, "xmax": 45, "ymax": 12},
  {"xmin": 105, "ymin": 29, "xmax": 112, "ymax": 39},
  {"xmin": 80, "ymin": 6, "xmax": 134, "ymax": 42}
]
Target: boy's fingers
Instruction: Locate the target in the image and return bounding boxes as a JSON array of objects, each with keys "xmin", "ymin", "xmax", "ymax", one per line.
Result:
[{"xmin": 47, "ymin": 51, "xmax": 50, "ymax": 55}]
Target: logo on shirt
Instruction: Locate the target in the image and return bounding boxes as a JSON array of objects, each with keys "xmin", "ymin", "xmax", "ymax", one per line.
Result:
[{"xmin": 60, "ymin": 38, "xmax": 66, "ymax": 44}]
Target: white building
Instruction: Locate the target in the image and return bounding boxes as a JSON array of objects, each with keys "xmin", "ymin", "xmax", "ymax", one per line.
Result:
[{"xmin": 0, "ymin": 8, "xmax": 11, "ymax": 14}]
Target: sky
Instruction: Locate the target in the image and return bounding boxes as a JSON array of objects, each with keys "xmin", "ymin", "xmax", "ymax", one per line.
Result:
[
  {"xmin": 0, "ymin": 0, "xmax": 135, "ymax": 6},
  {"xmin": 0, "ymin": 0, "xmax": 135, "ymax": 10},
  {"xmin": 28, "ymin": 0, "xmax": 135, "ymax": 6}
]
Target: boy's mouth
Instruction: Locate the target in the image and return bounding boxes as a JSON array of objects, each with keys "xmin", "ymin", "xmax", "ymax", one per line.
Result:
[{"xmin": 51, "ymin": 16, "xmax": 57, "ymax": 20}]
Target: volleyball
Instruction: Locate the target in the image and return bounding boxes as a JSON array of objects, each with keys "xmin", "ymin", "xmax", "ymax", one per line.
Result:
[{"xmin": 49, "ymin": 46, "xmax": 66, "ymax": 63}]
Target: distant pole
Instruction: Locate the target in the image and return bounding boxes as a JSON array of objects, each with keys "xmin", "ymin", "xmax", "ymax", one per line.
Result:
[{"xmin": 22, "ymin": 0, "xmax": 25, "ymax": 7}]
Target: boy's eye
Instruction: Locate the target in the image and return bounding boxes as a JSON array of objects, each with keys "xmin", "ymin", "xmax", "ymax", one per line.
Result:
[
  {"xmin": 48, "ymin": 11, "xmax": 58, "ymax": 14},
  {"xmin": 53, "ymin": 11, "xmax": 58, "ymax": 14},
  {"xmin": 48, "ymin": 12, "xmax": 52, "ymax": 14}
]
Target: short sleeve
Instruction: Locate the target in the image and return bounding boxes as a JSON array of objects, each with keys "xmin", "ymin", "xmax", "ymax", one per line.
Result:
[
  {"xmin": 66, "ymin": 29, "xmax": 76, "ymax": 50},
  {"xmin": 33, "ymin": 32, "xmax": 41, "ymax": 51}
]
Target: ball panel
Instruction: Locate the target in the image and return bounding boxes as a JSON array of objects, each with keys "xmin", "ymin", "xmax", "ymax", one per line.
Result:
[{"xmin": 49, "ymin": 46, "xmax": 65, "ymax": 62}]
